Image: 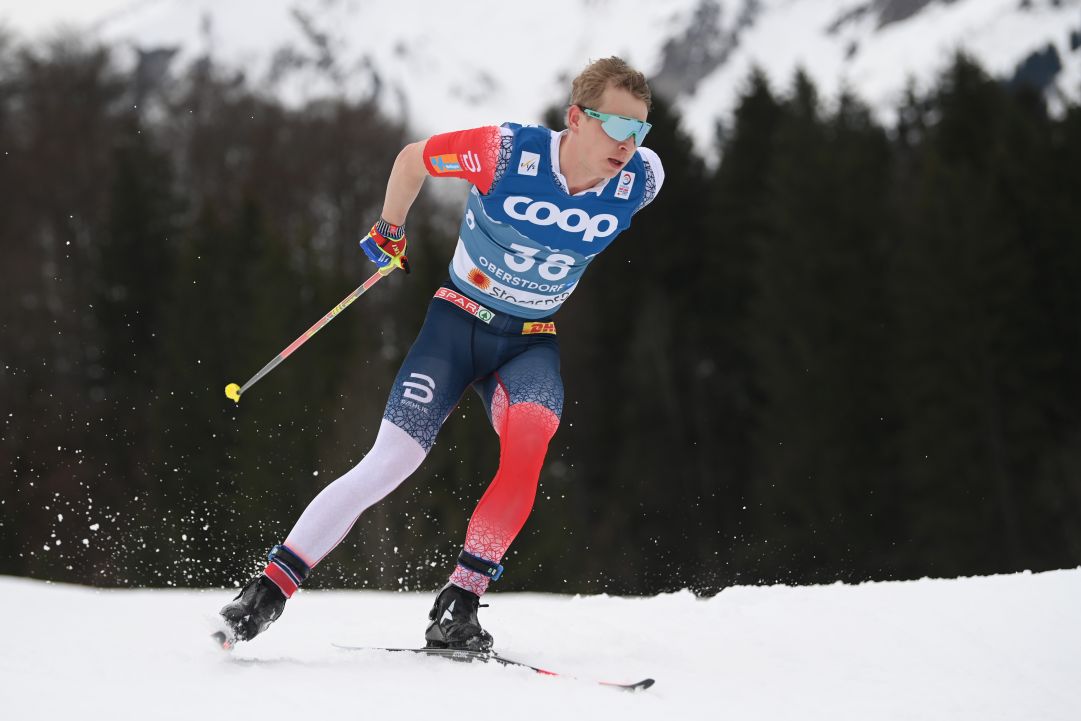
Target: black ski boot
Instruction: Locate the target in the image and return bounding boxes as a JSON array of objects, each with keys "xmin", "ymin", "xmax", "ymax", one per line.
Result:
[
  {"xmin": 424, "ymin": 583, "xmax": 494, "ymax": 651},
  {"xmin": 218, "ymin": 544, "xmax": 309, "ymax": 645},
  {"xmin": 219, "ymin": 575, "xmax": 287, "ymax": 644}
]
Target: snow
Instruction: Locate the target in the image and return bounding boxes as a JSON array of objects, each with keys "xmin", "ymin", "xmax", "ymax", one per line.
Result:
[
  {"xmin": 2, "ymin": 569, "xmax": 1079, "ymax": 719},
  {"xmin": 0, "ymin": 0, "xmax": 130, "ymax": 35},
  {"xmin": 687, "ymin": 0, "xmax": 1081, "ymax": 147},
  {"xmin": 1, "ymin": 0, "xmax": 1077, "ymax": 163},
  {"xmin": 0, "ymin": 0, "xmax": 699, "ymax": 138}
]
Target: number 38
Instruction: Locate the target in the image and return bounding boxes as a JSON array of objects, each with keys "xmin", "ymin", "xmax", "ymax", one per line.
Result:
[{"xmin": 504, "ymin": 243, "xmax": 575, "ymax": 281}]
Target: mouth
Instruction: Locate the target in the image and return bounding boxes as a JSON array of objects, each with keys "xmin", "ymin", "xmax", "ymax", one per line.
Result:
[{"xmin": 607, "ymin": 158, "xmax": 625, "ymax": 170}]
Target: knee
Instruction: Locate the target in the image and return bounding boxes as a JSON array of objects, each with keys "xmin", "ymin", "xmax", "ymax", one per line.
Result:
[
  {"xmin": 362, "ymin": 419, "xmax": 429, "ymax": 479},
  {"xmin": 503, "ymin": 402, "xmax": 560, "ymax": 452}
]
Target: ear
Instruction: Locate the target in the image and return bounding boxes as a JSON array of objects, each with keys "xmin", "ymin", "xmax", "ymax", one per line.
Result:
[{"xmin": 566, "ymin": 104, "xmax": 583, "ymax": 132}]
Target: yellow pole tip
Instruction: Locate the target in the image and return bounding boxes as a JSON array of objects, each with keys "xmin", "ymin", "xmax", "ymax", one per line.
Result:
[{"xmin": 225, "ymin": 383, "xmax": 241, "ymax": 403}]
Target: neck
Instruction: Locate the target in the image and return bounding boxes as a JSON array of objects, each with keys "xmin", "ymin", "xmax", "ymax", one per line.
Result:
[{"xmin": 559, "ymin": 132, "xmax": 603, "ymax": 195}]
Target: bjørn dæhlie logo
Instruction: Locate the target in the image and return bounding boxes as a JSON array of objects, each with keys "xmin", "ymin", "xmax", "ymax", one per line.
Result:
[
  {"xmin": 461, "ymin": 151, "xmax": 482, "ymax": 173},
  {"xmin": 402, "ymin": 373, "xmax": 435, "ymax": 404}
]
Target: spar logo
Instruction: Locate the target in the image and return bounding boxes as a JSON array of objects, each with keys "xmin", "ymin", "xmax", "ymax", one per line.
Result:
[
  {"xmin": 434, "ymin": 286, "xmax": 494, "ymax": 323},
  {"xmin": 503, "ymin": 196, "xmax": 618, "ymax": 243}
]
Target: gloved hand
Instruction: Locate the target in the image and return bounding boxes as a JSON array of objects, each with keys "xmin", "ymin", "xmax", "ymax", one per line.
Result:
[{"xmin": 360, "ymin": 218, "xmax": 410, "ymax": 274}]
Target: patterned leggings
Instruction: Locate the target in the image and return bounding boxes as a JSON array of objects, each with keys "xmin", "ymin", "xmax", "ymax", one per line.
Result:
[{"xmin": 284, "ymin": 281, "xmax": 563, "ymax": 595}]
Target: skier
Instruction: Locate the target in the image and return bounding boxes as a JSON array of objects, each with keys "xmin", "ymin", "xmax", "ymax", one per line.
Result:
[{"xmin": 220, "ymin": 56, "xmax": 665, "ymax": 650}]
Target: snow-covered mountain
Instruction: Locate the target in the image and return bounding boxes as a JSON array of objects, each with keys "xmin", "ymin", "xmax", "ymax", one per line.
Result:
[
  {"xmin": 3, "ymin": 569, "xmax": 1080, "ymax": 720},
  {"xmin": 2, "ymin": 0, "xmax": 1078, "ymax": 156}
]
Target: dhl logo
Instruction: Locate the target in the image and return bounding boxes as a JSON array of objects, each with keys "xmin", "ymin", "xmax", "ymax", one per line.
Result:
[{"xmin": 522, "ymin": 322, "xmax": 557, "ymax": 335}]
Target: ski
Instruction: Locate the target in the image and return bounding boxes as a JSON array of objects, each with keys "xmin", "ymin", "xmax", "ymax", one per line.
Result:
[
  {"xmin": 211, "ymin": 629, "xmax": 236, "ymax": 650},
  {"xmin": 332, "ymin": 644, "xmax": 655, "ymax": 691}
]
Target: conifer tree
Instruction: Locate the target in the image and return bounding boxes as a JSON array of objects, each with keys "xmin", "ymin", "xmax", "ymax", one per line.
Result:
[
  {"xmin": 888, "ymin": 55, "xmax": 1044, "ymax": 575},
  {"xmin": 699, "ymin": 69, "xmax": 784, "ymax": 585},
  {"xmin": 744, "ymin": 70, "xmax": 895, "ymax": 582}
]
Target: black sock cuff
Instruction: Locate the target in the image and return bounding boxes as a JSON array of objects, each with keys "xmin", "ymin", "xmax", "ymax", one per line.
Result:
[
  {"xmin": 268, "ymin": 544, "xmax": 310, "ymax": 582},
  {"xmin": 457, "ymin": 550, "xmax": 504, "ymax": 581}
]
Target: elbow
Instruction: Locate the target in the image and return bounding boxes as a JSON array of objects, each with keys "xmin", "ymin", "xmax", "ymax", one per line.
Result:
[{"xmin": 399, "ymin": 139, "xmax": 427, "ymax": 177}]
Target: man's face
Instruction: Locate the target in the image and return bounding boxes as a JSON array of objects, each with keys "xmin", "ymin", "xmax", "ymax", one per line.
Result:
[{"xmin": 572, "ymin": 84, "xmax": 649, "ymax": 180}]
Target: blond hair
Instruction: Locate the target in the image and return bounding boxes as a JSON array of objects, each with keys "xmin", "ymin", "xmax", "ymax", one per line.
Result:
[{"xmin": 569, "ymin": 57, "xmax": 652, "ymax": 111}]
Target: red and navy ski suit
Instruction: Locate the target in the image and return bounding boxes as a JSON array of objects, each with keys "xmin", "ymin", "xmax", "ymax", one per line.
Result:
[{"xmin": 278, "ymin": 122, "xmax": 663, "ymax": 596}]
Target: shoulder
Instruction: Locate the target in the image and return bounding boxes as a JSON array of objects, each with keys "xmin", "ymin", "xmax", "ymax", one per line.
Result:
[
  {"xmin": 635, "ymin": 146, "xmax": 664, "ymax": 186},
  {"xmin": 422, "ymin": 125, "xmax": 512, "ymax": 194},
  {"xmin": 633, "ymin": 146, "xmax": 664, "ymax": 214},
  {"xmin": 483, "ymin": 123, "xmax": 557, "ymax": 192},
  {"xmin": 499, "ymin": 122, "xmax": 556, "ymax": 142}
]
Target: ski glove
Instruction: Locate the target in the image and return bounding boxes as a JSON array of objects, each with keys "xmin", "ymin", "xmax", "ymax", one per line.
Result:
[{"xmin": 360, "ymin": 218, "xmax": 410, "ymax": 275}]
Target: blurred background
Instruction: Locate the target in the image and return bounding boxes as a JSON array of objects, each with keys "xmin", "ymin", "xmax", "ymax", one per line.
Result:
[{"xmin": 1, "ymin": 0, "xmax": 1079, "ymax": 595}]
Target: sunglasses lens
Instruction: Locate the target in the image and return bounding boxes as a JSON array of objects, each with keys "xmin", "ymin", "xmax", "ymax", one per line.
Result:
[{"xmin": 601, "ymin": 116, "xmax": 650, "ymax": 145}]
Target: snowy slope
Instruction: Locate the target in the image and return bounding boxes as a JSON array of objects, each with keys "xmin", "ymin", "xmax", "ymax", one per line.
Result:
[
  {"xmin": 0, "ymin": 0, "xmax": 1077, "ymax": 159},
  {"xmin": 2, "ymin": 569, "xmax": 1079, "ymax": 720},
  {"xmin": 0, "ymin": 0, "xmax": 699, "ymax": 134},
  {"xmin": 684, "ymin": 0, "xmax": 1081, "ymax": 133}
]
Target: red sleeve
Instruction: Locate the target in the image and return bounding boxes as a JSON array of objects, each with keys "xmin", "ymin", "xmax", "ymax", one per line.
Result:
[{"xmin": 422, "ymin": 126, "xmax": 502, "ymax": 194}]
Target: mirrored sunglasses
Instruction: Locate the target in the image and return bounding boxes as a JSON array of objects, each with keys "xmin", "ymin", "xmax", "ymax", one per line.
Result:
[{"xmin": 582, "ymin": 107, "xmax": 652, "ymax": 146}]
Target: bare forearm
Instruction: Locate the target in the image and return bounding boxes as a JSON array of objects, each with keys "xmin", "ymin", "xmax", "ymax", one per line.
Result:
[{"xmin": 381, "ymin": 140, "xmax": 428, "ymax": 226}]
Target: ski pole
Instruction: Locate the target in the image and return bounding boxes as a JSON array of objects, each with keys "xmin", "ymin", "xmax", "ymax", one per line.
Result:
[{"xmin": 224, "ymin": 268, "xmax": 393, "ymax": 403}]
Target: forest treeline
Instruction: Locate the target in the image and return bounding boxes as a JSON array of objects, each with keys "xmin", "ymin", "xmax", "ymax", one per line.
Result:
[{"xmin": 2, "ymin": 33, "xmax": 1079, "ymax": 594}]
